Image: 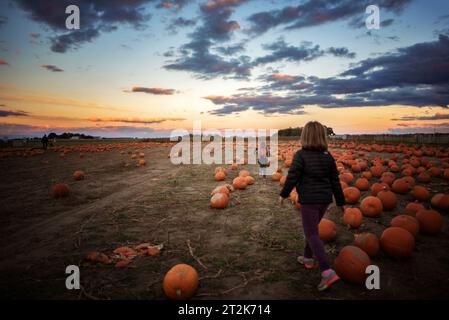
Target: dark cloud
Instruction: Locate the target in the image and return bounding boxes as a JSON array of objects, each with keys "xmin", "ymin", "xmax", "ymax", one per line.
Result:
[
  {"xmin": 164, "ymin": 0, "xmax": 251, "ymax": 79},
  {"xmin": 388, "ymin": 122, "xmax": 449, "ymax": 134},
  {"xmin": 128, "ymin": 87, "xmax": 176, "ymax": 95},
  {"xmin": 0, "ymin": 16, "xmax": 7, "ymax": 28},
  {"xmin": 392, "ymin": 113, "xmax": 449, "ymax": 121},
  {"xmin": 168, "ymin": 17, "xmax": 197, "ymax": 33},
  {"xmin": 14, "ymin": 0, "xmax": 158, "ymax": 53},
  {"xmin": 252, "ymin": 39, "xmax": 355, "ymax": 67},
  {"xmin": 41, "ymin": 64, "xmax": 64, "ymax": 72},
  {"xmin": 326, "ymin": 47, "xmax": 356, "ymax": 58},
  {"xmin": 205, "ymin": 35, "xmax": 449, "ymax": 115},
  {"xmin": 215, "ymin": 42, "xmax": 245, "ymax": 56},
  {"xmin": 248, "ymin": 0, "xmax": 411, "ymax": 35},
  {"xmin": 0, "ymin": 109, "xmax": 29, "ymax": 117}
]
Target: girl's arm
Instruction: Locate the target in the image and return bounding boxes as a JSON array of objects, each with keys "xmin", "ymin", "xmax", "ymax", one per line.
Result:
[
  {"xmin": 329, "ymin": 155, "xmax": 345, "ymax": 206},
  {"xmin": 279, "ymin": 151, "xmax": 303, "ymax": 199}
]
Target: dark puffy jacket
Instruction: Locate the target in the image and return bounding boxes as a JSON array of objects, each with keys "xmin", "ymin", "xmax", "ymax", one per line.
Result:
[{"xmin": 280, "ymin": 149, "xmax": 345, "ymax": 206}]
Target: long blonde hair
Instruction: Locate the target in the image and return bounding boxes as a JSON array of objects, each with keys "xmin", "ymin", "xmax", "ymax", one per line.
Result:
[{"xmin": 300, "ymin": 121, "xmax": 328, "ymax": 151}]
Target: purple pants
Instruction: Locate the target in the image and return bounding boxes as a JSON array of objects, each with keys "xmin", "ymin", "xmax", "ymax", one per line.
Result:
[{"xmin": 300, "ymin": 203, "xmax": 330, "ymax": 271}]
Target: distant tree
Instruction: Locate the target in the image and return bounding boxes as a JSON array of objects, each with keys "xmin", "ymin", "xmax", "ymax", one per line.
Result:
[{"xmin": 48, "ymin": 132, "xmax": 57, "ymax": 139}]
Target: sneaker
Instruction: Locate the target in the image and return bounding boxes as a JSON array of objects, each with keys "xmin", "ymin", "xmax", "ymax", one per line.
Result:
[
  {"xmin": 317, "ymin": 269, "xmax": 340, "ymax": 291},
  {"xmin": 297, "ymin": 256, "xmax": 314, "ymax": 269}
]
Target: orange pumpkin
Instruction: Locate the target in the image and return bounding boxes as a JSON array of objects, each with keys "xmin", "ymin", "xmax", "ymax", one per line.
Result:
[
  {"xmin": 391, "ymin": 178, "xmax": 410, "ymax": 194},
  {"xmin": 211, "ymin": 185, "xmax": 230, "ymax": 196},
  {"xmin": 355, "ymin": 178, "xmax": 370, "ymax": 191},
  {"xmin": 279, "ymin": 175, "xmax": 287, "ymax": 186},
  {"xmin": 163, "ymin": 264, "xmax": 199, "ymax": 300},
  {"xmin": 232, "ymin": 177, "xmax": 247, "ymax": 190},
  {"xmin": 377, "ymin": 189, "xmax": 398, "ymax": 211},
  {"xmin": 271, "ymin": 172, "xmax": 282, "ymax": 181},
  {"xmin": 404, "ymin": 202, "xmax": 425, "ymax": 216},
  {"xmin": 239, "ymin": 170, "xmax": 250, "ymax": 177},
  {"xmin": 390, "ymin": 215, "xmax": 420, "ymax": 237},
  {"xmin": 210, "ymin": 192, "xmax": 229, "ymax": 209},
  {"xmin": 410, "ymin": 185, "xmax": 430, "ymax": 202},
  {"xmin": 370, "ymin": 166, "xmax": 384, "ymax": 177},
  {"xmin": 416, "ymin": 210, "xmax": 443, "ymax": 234},
  {"xmin": 244, "ymin": 176, "xmax": 255, "ymax": 185},
  {"xmin": 438, "ymin": 194, "xmax": 449, "ymax": 211},
  {"xmin": 318, "ymin": 218, "xmax": 337, "ymax": 242},
  {"xmin": 73, "ymin": 170, "xmax": 85, "ymax": 181},
  {"xmin": 344, "ymin": 187, "xmax": 361, "ymax": 204},
  {"xmin": 138, "ymin": 159, "xmax": 146, "ymax": 166},
  {"xmin": 339, "ymin": 172, "xmax": 354, "ymax": 184},
  {"xmin": 343, "ymin": 208, "xmax": 363, "ymax": 228},
  {"xmin": 214, "ymin": 171, "xmax": 226, "ymax": 181},
  {"xmin": 380, "ymin": 227, "xmax": 414, "ymax": 258},
  {"xmin": 334, "ymin": 246, "xmax": 371, "ymax": 284},
  {"xmin": 371, "ymin": 182, "xmax": 390, "ymax": 196},
  {"xmin": 431, "ymin": 193, "xmax": 444, "ymax": 209},
  {"xmin": 354, "ymin": 233, "xmax": 380, "ymax": 257},
  {"xmin": 52, "ymin": 183, "xmax": 70, "ymax": 198},
  {"xmin": 360, "ymin": 196, "xmax": 383, "ymax": 217}
]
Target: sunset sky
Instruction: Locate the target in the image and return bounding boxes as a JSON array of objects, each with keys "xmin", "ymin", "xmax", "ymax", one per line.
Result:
[{"xmin": 0, "ymin": 0, "xmax": 449, "ymax": 138}]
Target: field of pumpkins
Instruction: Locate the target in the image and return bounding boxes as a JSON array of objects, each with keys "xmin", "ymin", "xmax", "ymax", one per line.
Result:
[{"xmin": 0, "ymin": 140, "xmax": 448, "ymax": 299}]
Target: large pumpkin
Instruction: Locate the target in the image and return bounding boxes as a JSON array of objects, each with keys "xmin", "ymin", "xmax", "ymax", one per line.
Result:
[
  {"xmin": 343, "ymin": 208, "xmax": 363, "ymax": 228},
  {"xmin": 355, "ymin": 178, "xmax": 370, "ymax": 191},
  {"xmin": 344, "ymin": 187, "xmax": 361, "ymax": 204},
  {"xmin": 360, "ymin": 196, "xmax": 383, "ymax": 217},
  {"xmin": 380, "ymin": 227, "xmax": 415, "ymax": 258},
  {"xmin": 244, "ymin": 176, "xmax": 255, "ymax": 185},
  {"xmin": 391, "ymin": 178, "xmax": 411, "ymax": 194},
  {"xmin": 318, "ymin": 218, "xmax": 337, "ymax": 242},
  {"xmin": 404, "ymin": 201, "xmax": 425, "ymax": 216},
  {"xmin": 415, "ymin": 210, "xmax": 443, "ymax": 235},
  {"xmin": 210, "ymin": 192, "xmax": 229, "ymax": 209},
  {"xmin": 377, "ymin": 189, "xmax": 398, "ymax": 211},
  {"xmin": 334, "ymin": 246, "xmax": 371, "ymax": 284},
  {"xmin": 163, "ymin": 264, "xmax": 199, "ymax": 300},
  {"xmin": 354, "ymin": 233, "xmax": 380, "ymax": 257},
  {"xmin": 371, "ymin": 182, "xmax": 390, "ymax": 196},
  {"xmin": 390, "ymin": 215, "xmax": 420, "ymax": 237},
  {"xmin": 232, "ymin": 177, "xmax": 247, "ymax": 190},
  {"xmin": 52, "ymin": 183, "xmax": 70, "ymax": 198},
  {"xmin": 410, "ymin": 185, "xmax": 430, "ymax": 202}
]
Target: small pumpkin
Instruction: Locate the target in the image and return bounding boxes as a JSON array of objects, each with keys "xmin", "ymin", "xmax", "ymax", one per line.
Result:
[
  {"xmin": 318, "ymin": 218, "xmax": 337, "ymax": 242},
  {"xmin": 354, "ymin": 233, "xmax": 380, "ymax": 257},
  {"xmin": 163, "ymin": 264, "xmax": 199, "ymax": 300},
  {"xmin": 73, "ymin": 170, "xmax": 85, "ymax": 181},
  {"xmin": 210, "ymin": 192, "xmax": 229, "ymax": 209},
  {"xmin": 377, "ymin": 189, "xmax": 398, "ymax": 211},
  {"xmin": 344, "ymin": 187, "xmax": 361, "ymax": 204},
  {"xmin": 360, "ymin": 196, "xmax": 383, "ymax": 217},
  {"xmin": 410, "ymin": 185, "xmax": 430, "ymax": 202},
  {"xmin": 343, "ymin": 208, "xmax": 363, "ymax": 228},
  {"xmin": 52, "ymin": 183, "xmax": 70, "ymax": 198}
]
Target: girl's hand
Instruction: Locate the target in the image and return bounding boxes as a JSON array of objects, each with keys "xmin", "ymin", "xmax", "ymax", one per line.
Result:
[{"xmin": 278, "ymin": 196, "xmax": 286, "ymax": 207}]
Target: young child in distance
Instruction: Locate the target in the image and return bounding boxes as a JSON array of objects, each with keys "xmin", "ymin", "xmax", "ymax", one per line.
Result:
[
  {"xmin": 279, "ymin": 121, "xmax": 345, "ymax": 291},
  {"xmin": 256, "ymin": 141, "xmax": 270, "ymax": 178}
]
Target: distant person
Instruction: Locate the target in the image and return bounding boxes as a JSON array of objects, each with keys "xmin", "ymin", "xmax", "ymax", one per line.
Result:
[
  {"xmin": 256, "ymin": 141, "xmax": 270, "ymax": 178},
  {"xmin": 41, "ymin": 134, "xmax": 49, "ymax": 150},
  {"xmin": 278, "ymin": 121, "xmax": 345, "ymax": 291}
]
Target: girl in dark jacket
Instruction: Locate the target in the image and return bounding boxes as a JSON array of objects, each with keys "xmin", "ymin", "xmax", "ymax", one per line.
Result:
[{"xmin": 279, "ymin": 121, "xmax": 345, "ymax": 291}]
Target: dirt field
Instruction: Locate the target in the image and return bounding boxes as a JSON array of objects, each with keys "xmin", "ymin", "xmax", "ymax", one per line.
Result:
[{"xmin": 0, "ymin": 141, "xmax": 448, "ymax": 300}]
